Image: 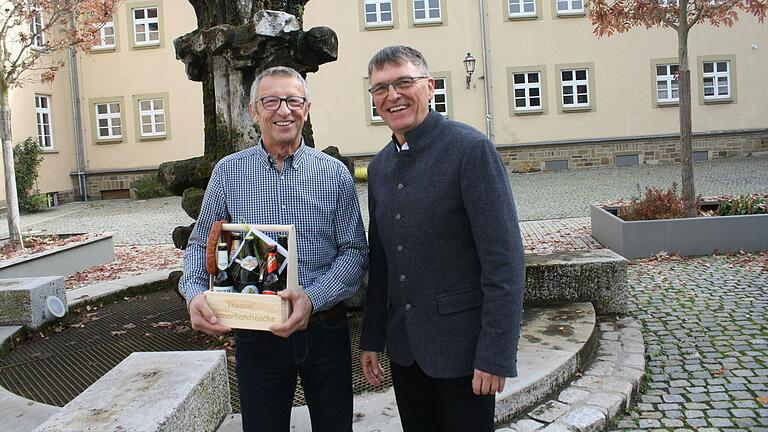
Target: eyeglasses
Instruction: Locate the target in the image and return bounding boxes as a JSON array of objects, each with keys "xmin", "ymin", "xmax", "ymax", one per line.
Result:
[
  {"xmin": 258, "ymin": 96, "xmax": 307, "ymax": 111},
  {"xmin": 368, "ymin": 76, "xmax": 429, "ymax": 98}
]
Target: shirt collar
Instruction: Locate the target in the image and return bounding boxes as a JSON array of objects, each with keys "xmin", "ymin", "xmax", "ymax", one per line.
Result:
[{"xmin": 257, "ymin": 138, "xmax": 306, "ymax": 170}]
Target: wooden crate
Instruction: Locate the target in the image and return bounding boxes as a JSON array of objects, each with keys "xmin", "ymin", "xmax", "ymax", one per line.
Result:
[{"xmin": 205, "ymin": 224, "xmax": 298, "ymax": 331}]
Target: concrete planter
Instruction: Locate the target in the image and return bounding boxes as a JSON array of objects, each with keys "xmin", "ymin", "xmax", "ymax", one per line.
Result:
[
  {"xmin": 590, "ymin": 205, "xmax": 768, "ymax": 259},
  {"xmin": 0, "ymin": 233, "xmax": 114, "ymax": 278}
]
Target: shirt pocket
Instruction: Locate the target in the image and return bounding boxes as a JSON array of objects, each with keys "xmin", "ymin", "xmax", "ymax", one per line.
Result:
[{"xmin": 435, "ymin": 287, "xmax": 483, "ymax": 315}]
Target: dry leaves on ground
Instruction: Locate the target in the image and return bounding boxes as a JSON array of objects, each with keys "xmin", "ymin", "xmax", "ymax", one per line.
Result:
[
  {"xmin": 65, "ymin": 245, "xmax": 184, "ymax": 289},
  {"xmin": 0, "ymin": 233, "xmax": 104, "ymax": 260}
]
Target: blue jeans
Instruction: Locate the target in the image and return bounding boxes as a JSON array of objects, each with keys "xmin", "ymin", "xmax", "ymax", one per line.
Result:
[{"xmin": 234, "ymin": 311, "xmax": 353, "ymax": 432}]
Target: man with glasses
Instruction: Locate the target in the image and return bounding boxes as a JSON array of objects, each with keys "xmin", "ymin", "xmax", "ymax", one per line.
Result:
[
  {"xmin": 179, "ymin": 66, "xmax": 367, "ymax": 432},
  {"xmin": 359, "ymin": 45, "xmax": 525, "ymax": 431}
]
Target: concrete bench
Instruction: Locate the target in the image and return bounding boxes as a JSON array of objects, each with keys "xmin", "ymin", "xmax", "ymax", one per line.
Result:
[
  {"xmin": 348, "ymin": 249, "xmax": 628, "ymax": 315},
  {"xmin": 0, "ymin": 277, "xmax": 66, "ymax": 329},
  {"xmin": 524, "ymin": 249, "xmax": 628, "ymax": 314},
  {"xmin": 33, "ymin": 351, "xmax": 231, "ymax": 432}
]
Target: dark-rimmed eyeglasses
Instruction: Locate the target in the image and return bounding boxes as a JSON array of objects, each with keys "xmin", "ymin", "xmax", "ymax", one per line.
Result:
[
  {"xmin": 368, "ymin": 76, "xmax": 429, "ymax": 98},
  {"xmin": 258, "ymin": 96, "xmax": 307, "ymax": 111}
]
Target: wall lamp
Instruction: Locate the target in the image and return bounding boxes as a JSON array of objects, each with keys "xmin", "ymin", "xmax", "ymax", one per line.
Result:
[{"xmin": 463, "ymin": 52, "xmax": 476, "ymax": 89}]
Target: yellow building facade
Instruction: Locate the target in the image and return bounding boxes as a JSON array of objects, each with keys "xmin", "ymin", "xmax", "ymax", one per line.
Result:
[{"xmin": 2, "ymin": 0, "xmax": 766, "ymax": 204}]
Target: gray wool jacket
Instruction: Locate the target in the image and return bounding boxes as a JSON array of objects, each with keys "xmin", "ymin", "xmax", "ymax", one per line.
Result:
[{"xmin": 360, "ymin": 110, "xmax": 525, "ymax": 379}]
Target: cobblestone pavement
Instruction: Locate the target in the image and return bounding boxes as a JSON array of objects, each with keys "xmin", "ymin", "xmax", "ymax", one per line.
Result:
[
  {"xmin": 2, "ymin": 155, "xmax": 766, "ymax": 244},
  {"xmin": 509, "ymin": 155, "xmax": 768, "ymax": 221},
  {"xmin": 609, "ymin": 254, "xmax": 768, "ymax": 431}
]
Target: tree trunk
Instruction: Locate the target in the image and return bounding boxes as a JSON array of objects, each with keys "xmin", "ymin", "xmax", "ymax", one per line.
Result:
[
  {"xmin": 677, "ymin": 24, "xmax": 697, "ymax": 218},
  {"xmin": 1, "ymin": 86, "xmax": 23, "ymax": 250}
]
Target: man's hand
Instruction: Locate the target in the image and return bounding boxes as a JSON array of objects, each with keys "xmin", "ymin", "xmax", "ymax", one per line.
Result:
[
  {"xmin": 360, "ymin": 351, "xmax": 386, "ymax": 387},
  {"xmin": 189, "ymin": 295, "xmax": 231, "ymax": 336},
  {"xmin": 269, "ymin": 289, "xmax": 313, "ymax": 338},
  {"xmin": 472, "ymin": 369, "xmax": 506, "ymax": 396}
]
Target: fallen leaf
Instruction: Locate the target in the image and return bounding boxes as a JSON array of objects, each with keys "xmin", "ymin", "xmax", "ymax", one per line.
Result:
[
  {"xmin": 758, "ymin": 396, "xmax": 768, "ymax": 405},
  {"xmin": 122, "ymin": 323, "xmax": 136, "ymax": 329},
  {"xmin": 712, "ymin": 367, "xmax": 726, "ymax": 376},
  {"xmin": 110, "ymin": 330, "xmax": 127, "ymax": 336}
]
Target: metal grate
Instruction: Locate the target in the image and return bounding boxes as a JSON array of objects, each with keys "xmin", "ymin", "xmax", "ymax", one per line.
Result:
[{"xmin": 0, "ymin": 288, "xmax": 391, "ymax": 411}]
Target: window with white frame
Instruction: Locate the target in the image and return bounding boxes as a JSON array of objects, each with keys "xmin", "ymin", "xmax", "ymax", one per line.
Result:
[
  {"xmin": 364, "ymin": 0, "xmax": 393, "ymax": 27},
  {"xmin": 513, "ymin": 72, "xmax": 542, "ymax": 111},
  {"xmin": 35, "ymin": 95, "xmax": 53, "ymax": 149},
  {"xmin": 138, "ymin": 98, "xmax": 165, "ymax": 137},
  {"xmin": 509, "ymin": 0, "xmax": 536, "ymax": 17},
  {"xmin": 369, "ymin": 77, "xmax": 448, "ymax": 122},
  {"xmin": 30, "ymin": 8, "xmax": 45, "ymax": 48},
  {"xmin": 94, "ymin": 20, "xmax": 116, "ymax": 49},
  {"xmin": 132, "ymin": 7, "xmax": 160, "ymax": 46},
  {"xmin": 556, "ymin": 0, "xmax": 584, "ymax": 14},
  {"xmin": 656, "ymin": 64, "xmax": 679, "ymax": 103},
  {"xmin": 414, "ymin": 0, "xmax": 441, "ymax": 23},
  {"xmin": 702, "ymin": 61, "xmax": 730, "ymax": 100},
  {"xmin": 561, "ymin": 69, "xmax": 590, "ymax": 108},
  {"xmin": 431, "ymin": 78, "xmax": 448, "ymax": 116},
  {"xmin": 95, "ymin": 102, "xmax": 122, "ymax": 139}
]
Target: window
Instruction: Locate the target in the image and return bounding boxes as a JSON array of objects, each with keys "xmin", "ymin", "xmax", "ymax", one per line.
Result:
[
  {"xmin": 656, "ymin": 64, "xmax": 679, "ymax": 103},
  {"xmin": 702, "ymin": 61, "xmax": 730, "ymax": 100},
  {"xmin": 35, "ymin": 95, "xmax": 53, "ymax": 149},
  {"xmin": 30, "ymin": 8, "xmax": 45, "ymax": 48},
  {"xmin": 509, "ymin": 0, "xmax": 536, "ymax": 17},
  {"xmin": 364, "ymin": 0, "xmax": 393, "ymax": 27},
  {"xmin": 414, "ymin": 0, "xmax": 441, "ymax": 23},
  {"xmin": 556, "ymin": 0, "xmax": 584, "ymax": 14},
  {"xmin": 138, "ymin": 98, "xmax": 165, "ymax": 137},
  {"xmin": 132, "ymin": 7, "xmax": 160, "ymax": 46},
  {"xmin": 93, "ymin": 20, "xmax": 116, "ymax": 49},
  {"xmin": 560, "ymin": 69, "xmax": 590, "ymax": 109},
  {"xmin": 95, "ymin": 102, "xmax": 122, "ymax": 139},
  {"xmin": 431, "ymin": 77, "xmax": 448, "ymax": 116},
  {"xmin": 513, "ymin": 72, "xmax": 542, "ymax": 112}
]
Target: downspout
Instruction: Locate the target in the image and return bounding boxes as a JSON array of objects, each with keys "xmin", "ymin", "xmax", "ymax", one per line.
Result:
[
  {"xmin": 479, "ymin": 0, "xmax": 493, "ymax": 140},
  {"xmin": 67, "ymin": 22, "xmax": 87, "ymax": 202}
]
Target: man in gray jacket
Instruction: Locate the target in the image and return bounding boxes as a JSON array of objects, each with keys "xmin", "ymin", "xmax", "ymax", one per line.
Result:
[{"xmin": 359, "ymin": 45, "xmax": 525, "ymax": 431}]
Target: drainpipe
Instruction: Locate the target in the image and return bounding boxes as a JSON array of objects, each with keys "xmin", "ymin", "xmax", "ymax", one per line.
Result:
[
  {"xmin": 479, "ymin": 0, "xmax": 493, "ymax": 140},
  {"xmin": 67, "ymin": 20, "xmax": 87, "ymax": 202}
]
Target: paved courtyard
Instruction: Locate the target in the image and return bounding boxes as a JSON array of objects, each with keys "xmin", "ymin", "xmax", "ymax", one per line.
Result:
[{"xmin": 1, "ymin": 155, "xmax": 767, "ymax": 428}]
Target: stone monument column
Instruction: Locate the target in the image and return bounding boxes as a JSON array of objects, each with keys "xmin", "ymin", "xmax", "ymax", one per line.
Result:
[{"xmin": 159, "ymin": 1, "xmax": 338, "ymax": 250}]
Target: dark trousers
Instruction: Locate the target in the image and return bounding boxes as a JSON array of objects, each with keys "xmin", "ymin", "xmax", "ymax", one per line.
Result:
[
  {"xmin": 234, "ymin": 312, "xmax": 353, "ymax": 432},
  {"xmin": 390, "ymin": 360, "xmax": 495, "ymax": 432}
]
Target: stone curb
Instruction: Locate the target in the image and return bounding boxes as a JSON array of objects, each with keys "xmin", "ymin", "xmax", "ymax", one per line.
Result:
[{"xmin": 499, "ymin": 316, "xmax": 645, "ymax": 432}]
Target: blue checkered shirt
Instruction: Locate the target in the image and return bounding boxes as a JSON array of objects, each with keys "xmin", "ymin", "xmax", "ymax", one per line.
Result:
[{"xmin": 179, "ymin": 141, "xmax": 368, "ymax": 312}]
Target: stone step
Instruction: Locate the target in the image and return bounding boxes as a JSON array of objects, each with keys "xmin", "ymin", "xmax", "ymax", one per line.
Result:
[
  {"xmin": 217, "ymin": 302, "xmax": 597, "ymax": 432},
  {"xmin": 0, "ymin": 386, "xmax": 60, "ymax": 432},
  {"xmin": 32, "ymin": 351, "xmax": 231, "ymax": 432}
]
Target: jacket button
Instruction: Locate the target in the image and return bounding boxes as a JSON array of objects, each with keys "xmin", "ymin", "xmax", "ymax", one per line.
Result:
[
  {"xmin": 395, "ymin": 213, "xmax": 402, "ymax": 220},
  {"xmin": 399, "ymin": 274, "xmax": 407, "ymax": 282},
  {"xmin": 397, "ymin": 183, "xmax": 404, "ymax": 190},
  {"xmin": 405, "ymin": 304, "xmax": 412, "ymax": 311},
  {"xmin": 397, "ymin": 245, "xmax": 403, "ymax": 252}
]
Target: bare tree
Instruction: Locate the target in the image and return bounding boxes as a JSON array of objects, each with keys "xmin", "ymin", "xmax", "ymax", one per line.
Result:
[
  {"xmin": 587, "ymin": 0, "xmax": 766, "ymax": 217},
  {"xmin": 1, "ymin": 0, "xmax": 120, "ymax": 250}
]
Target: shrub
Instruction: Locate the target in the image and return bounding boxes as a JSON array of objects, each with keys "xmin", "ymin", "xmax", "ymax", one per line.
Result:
[
  {"xmin": 619, "ymin": 183, "xmax": 700, "ymax": 221},
  {"xmin": 14, "ymin": 137, "xmax": 46, "ymax": 213},
  {"xmin": 132, "ymin": 173, "xmax": 171, "ymax": 199},
  {"xmin": 717, "ymin": 195, "xmax": 767, "ymax": 216}
]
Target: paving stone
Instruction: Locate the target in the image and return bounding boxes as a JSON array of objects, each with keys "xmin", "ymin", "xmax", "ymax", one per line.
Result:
[
  {"xmin": 509, "ymin": 419, "xmax": 546, "ymax": 431},
  {"xmin": 540, "ymin": 423, "xmax": 576, "ymax": 432},
  {"xmin": 661, "ymin": 418, "xmax": 684, "ymax": 427},
  {"xmin": 557, "ymin": 406, "xmax": 606, "ymax": 432},
  {"xmin": 558, "ymin": 388, "xmax": 591, "ymax": 405},
  {"xmin": 662, "ymin": 394, "xmax": 685, "ymax": 403},
  {"xmin": 684, "ymin": 409, "xmax": 704, "ymax": 418},
  {"xmin": 731, "ymin": 408, "xmax": 756, "ymax": 417},
  {"xmin": 583, "ymin": 392, "xmax": 624, "ymax": 417},
  {"xmin": 529, "ymin": 400, "xmax": 571, "ymax": 423},
  {"xmin": 709, "ymin": 417, "xmax": 735, "ymax": 427}
]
